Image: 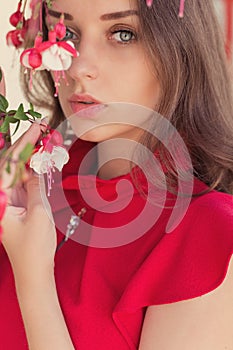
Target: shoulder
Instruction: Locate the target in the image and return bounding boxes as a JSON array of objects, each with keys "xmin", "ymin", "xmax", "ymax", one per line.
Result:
[
  {"xmin": 139, "ymin": 255, "xmax": 233, "ymax": 350},
  {"xmin": 191, "ymin": 187, "xmax": 233, "ymax": 213},
  {"xmin": 139, "ymin": 184, "xmax": 233, "ymax": 350},
  {"xmin": 173, "ymin": 187, "xmax": 233, "ymax": 235},
  {"xmin": 145, "ymin": 184, "xmax": 233, "ymax": 304}
]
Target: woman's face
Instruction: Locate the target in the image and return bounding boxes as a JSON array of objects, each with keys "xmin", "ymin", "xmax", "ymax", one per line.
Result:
[{"xmin": 48, "ymin": 0, "xmax": 160, "ymax": 142}]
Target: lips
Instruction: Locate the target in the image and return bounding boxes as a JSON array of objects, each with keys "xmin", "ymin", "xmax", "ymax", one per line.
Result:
[{"xmin": 68, "ymin": 94, "xmax": 103, "ymax": 116}]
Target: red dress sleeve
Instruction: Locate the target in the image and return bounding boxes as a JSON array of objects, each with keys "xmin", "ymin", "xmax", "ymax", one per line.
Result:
[{"xmin": 112, "ymin": 189, "xmax": 233, "ymax": 348}]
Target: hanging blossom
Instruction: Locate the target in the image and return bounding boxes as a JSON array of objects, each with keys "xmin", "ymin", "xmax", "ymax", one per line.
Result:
[
  {"xmin": 146, "ymin": 0, "xmax": 186, "ymax": 18},
  {"xmin": 178, "ymin": 0, "xmax": 186, "ymax": 18},
  {"xmin": 29, "ymin": 129, "xmax": 69, "ymax": 196},
  {"xmin": 36, "ymin": 29, "xmax": 79, "ymax": 96},
  {"xmin": 6, "ymin": 0, "xmax": 28, "ymax": 48},
  {"xmin": 146, "ymin": 0, "xmax": 153, "ymax": 7},
  {"xmin": 20, "ymin": 12, "xmax": 78, "ymax": 96},
  {"xmin": 6, "ymin": 1, "xmax": 78, "ymax": 95}
]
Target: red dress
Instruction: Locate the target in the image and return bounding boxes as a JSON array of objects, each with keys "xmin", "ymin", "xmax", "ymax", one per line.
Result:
[{"xmin": 0, "ymin": 139, "xmax": 232, "ymax": 350}]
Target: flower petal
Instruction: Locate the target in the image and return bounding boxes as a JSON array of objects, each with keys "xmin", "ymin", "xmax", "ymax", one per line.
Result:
[
  {"xmin": 51, "ymin": 146, "xmax": 69, "ymax": 171},
  {"xmin": 30, "ymin": 151, "xmax": 51, "ymax": 174}
]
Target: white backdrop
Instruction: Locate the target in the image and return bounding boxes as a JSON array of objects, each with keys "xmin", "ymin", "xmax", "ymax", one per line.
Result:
[{"xmin": 0, "ymin": 0, "xmax": 27, "ymax": 108}]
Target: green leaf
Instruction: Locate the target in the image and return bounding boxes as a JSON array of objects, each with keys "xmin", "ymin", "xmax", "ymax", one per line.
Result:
[
  {"xmin": 6, "ymin": 116, "xmax": 19, "ymax": 123},
  {"xmin": 19, "ymin": 143, "xmax": 34, "ymax": 162},
  {"xmin": 14, "ymin": 103, "xmax": 28, "ymax": 121},
  {"xmin": 11, "ymin": 121, "xmax": 20, "ymax": 136},
  {"xmin": 0, "ymin": 94, "xmax": 9, "ymax": 112},
  {"xmin": 0, "ymin": 116, "xmax": 19, "ymax": 133},
  {"xmin": 7, "ymin": 109, "xmax": 17, "ymax": 114},
  {"xmin": 29, "ymin": 103, "xmax": 34, "ymax": 111},
  {"xmin": 0, "ymin": 118, "xmax": 10, "ymax": 133},
  {"xmin": 28, "ymin": 110, "xmax": 42, "ymax": 119}
]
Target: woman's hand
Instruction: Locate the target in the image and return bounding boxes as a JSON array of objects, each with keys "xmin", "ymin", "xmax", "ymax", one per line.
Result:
[
  {"xmin": 1, "ymin": 175, "xmax": 57, "ymax": 283},
  {"xmin": 0, "ymin": 123, "xmax": 75, "ymax": 349},
  {"xmin": 1, "ymin": 123, "xmax": 56, "ymax": 283}
]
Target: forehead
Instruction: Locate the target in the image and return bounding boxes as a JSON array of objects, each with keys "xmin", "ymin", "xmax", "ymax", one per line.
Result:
[{"xmin": 51, "ymin": 0, "xmax": 138, "ymax": 20}]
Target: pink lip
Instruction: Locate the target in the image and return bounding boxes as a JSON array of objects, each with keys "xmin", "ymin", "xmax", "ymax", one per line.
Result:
[{"xmin": 68, "ymin": 94, "xmax": 106, "ymax": 117}]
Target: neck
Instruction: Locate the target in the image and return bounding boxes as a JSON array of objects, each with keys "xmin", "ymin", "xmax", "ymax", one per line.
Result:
[{"xmin": 96, "ymin": 139, "xmax": 137, "ymax": 180}]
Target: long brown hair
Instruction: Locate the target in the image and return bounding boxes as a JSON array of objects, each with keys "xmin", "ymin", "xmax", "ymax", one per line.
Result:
[{"xmin": 21, "ymin": 0, "xmax": 233, "ymax": 194}]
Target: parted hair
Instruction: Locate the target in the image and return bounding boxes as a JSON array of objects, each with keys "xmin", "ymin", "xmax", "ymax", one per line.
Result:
[{"xmin": 21, "ymin": 0, "xmax": 233, "ymax": 194}]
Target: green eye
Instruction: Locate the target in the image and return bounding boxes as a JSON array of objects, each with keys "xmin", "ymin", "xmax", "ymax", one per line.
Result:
[
  {"xmin": 62, "ymin": 28, "xmax": 78, "ymax": 41},
  {"xmin": 112, "ymin": 30, "xmax": 135, "ymax": 43}
]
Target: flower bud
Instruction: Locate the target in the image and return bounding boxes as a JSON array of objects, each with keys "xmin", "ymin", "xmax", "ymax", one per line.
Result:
[
  {"xmin": 6, "ymin": 29, "xmax": 24, "ymax": 48},
  {"xmin": 9, "ymin": 10, "xmax": 23, "ymax": 27},
  {"xmin": 55, "ymin": 21, "xmax": 66, "ymax": 40},
  {"xmin": 146, "ymin": 0, "xmax": 153, "ymax": 7},
  {"xmin": 20, "ymin": 48, "xmax": 42, "ymax": 69},
  {"xmin": 28, "ymin": 48, "xmax": 42, "ymax": 69},
  {"xmin": 48, "ymin": 30, "xmax": 57, "ymax": 44}
]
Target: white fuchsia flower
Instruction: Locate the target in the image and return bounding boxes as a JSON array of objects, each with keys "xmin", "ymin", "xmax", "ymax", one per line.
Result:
[
  {"xmin": 20, "ymin": 27, "xmax": 78, "ymax": 95},
  {"xmin": 30, "ymin": 146, "xmax": 69, "ymax": 196},
  {"xmin": 39, "ymin": 37, "xmax": 78, "ymax": 96},
  {"xmin": 30, "ymin": 146, "xmax": 69, "ymax": 173},
  {"xmin": 41, "ymin": 40, "xmax": 78, "ymax": 71}
]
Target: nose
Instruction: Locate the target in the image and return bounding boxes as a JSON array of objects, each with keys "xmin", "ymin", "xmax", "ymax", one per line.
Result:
[{"xmin": 67, "ymin": 43, "xmax": 99, "ymax": 81}]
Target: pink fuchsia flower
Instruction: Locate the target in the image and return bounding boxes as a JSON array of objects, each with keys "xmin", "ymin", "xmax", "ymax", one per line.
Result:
[
  {"xmin": 146, "ymin": 0, "xmax": 153, "ymax": 7},
  {"xmin": 20, "ymin": 47, "xmax": 43, "ymax": 69},
  {"xmin": 54, "ymin": 14, "xmax": 66, "ymax": 40},
  {"xmin": 0, "ymin": 134, "xmax": 5, "ymax": 150},
  {"xmin": 6, "ymin": 29, "xmax": 25, "ymax": 48},
  {"xmin": 178, "ymin": 0, "xmax": 186, "ymax": 18},
  {"xmin": 9, "ymin": 0, "xmax": 24, "ymax": 27},
  {"xmin": 20, "ymin": 35, "xmax": 44, "ymax": 70},
  {"xmin": 9, "ymin": 10, "xmax": 24, "ymax": 28},
  {"xmin": 41, "ymin": 129, "xmax": 64, "ymax": 153}
]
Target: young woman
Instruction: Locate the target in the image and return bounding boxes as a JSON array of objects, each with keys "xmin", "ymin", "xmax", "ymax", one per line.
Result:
[{"xmin": 1, "ymin": 0, "xmax": 233, "ymax": 349}]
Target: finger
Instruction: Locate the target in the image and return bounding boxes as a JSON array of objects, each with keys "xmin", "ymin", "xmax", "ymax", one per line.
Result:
[
  {"xmin": 26, "ymin": 175, "xmax": 54, "ymax": 222},
  {"xmin": 0, "ymin": 123, "xmax": 43, "ymax": 190},
  {"xmin": 1, "ymin": 205, "xmax": 26, "ymax": 245},
  {"xmin": 11, "ymin": 123, "xmax": 42, "ymax": 159},
  {"xmin": 0, "ymin": 68, "xmax": 6, "ymax": 96}
]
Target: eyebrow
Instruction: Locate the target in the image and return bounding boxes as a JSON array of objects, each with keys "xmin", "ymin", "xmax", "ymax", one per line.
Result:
[
  {"xmin": 100, "ymin": 10, "xmax": 139, "ymax": 21},
  {"xmin": 47, "ymin": 9, "xmax": 138, "ymax": 22},
  {"xmin": 47, "ymin": 9, "xmax": 74, "ymax": 21}
]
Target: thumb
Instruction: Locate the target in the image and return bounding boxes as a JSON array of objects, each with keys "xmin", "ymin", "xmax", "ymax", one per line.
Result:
[
  {"xmin": 12, "ymin": 123, "xmax": 42, "ymax": 159},
  {"xmin": 0, "ymin": 68, "xmax": 6, "ymax": 96}
]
